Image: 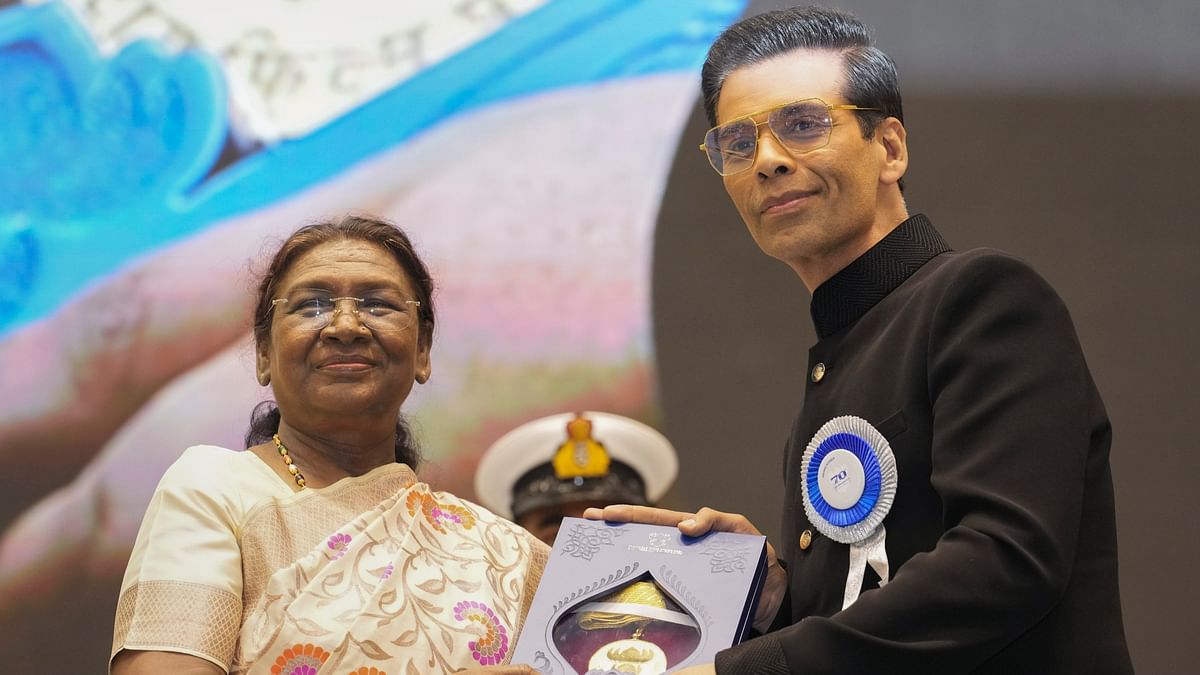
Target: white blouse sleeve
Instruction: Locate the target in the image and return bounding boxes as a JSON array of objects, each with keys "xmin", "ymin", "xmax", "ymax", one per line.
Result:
[{"xmin": 111, "ymin": 446, "xmax": 250, "ymax": 672}]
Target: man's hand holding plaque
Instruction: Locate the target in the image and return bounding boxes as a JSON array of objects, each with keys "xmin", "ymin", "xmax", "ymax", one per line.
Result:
[{"xmin": 584, "ymin": 505, "xmax": 789, "ymax": 635}]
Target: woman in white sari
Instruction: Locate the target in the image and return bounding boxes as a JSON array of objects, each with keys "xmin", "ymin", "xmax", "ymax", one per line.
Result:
[{"xmin": 111, "ymin": 216, "xmax": 548, "ymax": 674}]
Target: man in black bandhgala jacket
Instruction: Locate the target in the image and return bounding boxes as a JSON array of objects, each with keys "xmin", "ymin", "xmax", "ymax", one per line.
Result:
[{"xmin": 588, "ymin": 5, "xmax": 1133, "ymax": 674}]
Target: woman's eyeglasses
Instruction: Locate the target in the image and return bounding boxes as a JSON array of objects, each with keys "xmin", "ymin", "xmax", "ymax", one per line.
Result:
[{"xmin": 271, "ymin": 289, "xmax": 421, "ymax": 332}]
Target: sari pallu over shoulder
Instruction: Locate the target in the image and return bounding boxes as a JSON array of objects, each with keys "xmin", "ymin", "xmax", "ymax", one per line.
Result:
[{"xmin": 234, "ymin": 463, "xmax": 548, "ymax": 674}]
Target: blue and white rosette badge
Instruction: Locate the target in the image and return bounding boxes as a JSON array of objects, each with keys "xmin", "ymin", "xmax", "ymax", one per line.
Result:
[{"xmin": 802, "ymin": 415, "xmax": 898, "ymax": 609}]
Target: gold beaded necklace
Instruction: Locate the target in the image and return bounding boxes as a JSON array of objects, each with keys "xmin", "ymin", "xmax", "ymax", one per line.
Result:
[{"xmin": 272, "ymin": 433, "xmax": 307, "ymax": 488}]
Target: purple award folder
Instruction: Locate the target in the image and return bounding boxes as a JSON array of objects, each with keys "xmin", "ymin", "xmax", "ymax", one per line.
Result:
[{"xmin": 511, "ymin": 517, "xmax": 767, "ymax": 674}]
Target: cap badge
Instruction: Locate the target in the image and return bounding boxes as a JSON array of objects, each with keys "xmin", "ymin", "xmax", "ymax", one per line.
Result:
[{"xmin": 552, "ymin": 413, "xmax": 612, "ymax": 480}]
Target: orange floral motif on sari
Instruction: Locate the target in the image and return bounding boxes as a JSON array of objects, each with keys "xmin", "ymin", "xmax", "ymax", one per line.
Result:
[
  {"xmin": 453, "ymin": 600, "xmax": 510, "ymax": 666},
  {"xmin": 405, "ymin": 490, "xmax": 477, "ymax": 534},
  {"xmin": 270, "ymin": 643, "xmax": 330, "ymax": 674}
]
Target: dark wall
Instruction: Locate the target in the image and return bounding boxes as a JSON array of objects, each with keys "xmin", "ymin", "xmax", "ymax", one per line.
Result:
[{"xmin": 652, "ymin": 2, "xmax": 1199, "ymax": 673}]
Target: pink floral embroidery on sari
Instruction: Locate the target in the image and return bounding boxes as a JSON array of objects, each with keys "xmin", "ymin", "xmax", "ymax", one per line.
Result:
[
  {"xmin": 453, "ymin": 600, "xmax": 509, "ymax": 665},
  {"xmin": 326, "ymin": 532, "xmax": 352, "ymax": 560}
]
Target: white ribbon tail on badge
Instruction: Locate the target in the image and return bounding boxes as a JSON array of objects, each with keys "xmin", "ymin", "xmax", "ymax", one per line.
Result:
[
  {"xmin": 845, "ymin": 526, "xmax": 890, "ymax": 609},
  {"xmin": 801, "ymin": 415, "xmax": 898, "ymax": 610}
]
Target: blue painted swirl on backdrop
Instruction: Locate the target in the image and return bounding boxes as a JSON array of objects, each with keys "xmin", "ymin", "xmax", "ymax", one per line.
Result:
[
  {"xmin": 0, "ymin": 0, "xmax": 746, "ymax": 336},
  {"xmin": 0, "ymin": 2, "xmax": 226, "ymax": 331}
]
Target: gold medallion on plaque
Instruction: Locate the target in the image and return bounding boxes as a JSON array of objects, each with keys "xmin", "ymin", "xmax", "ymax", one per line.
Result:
[
  {"xmin": 580, "ymin": 581, "xmax": 675, "ymax": 674},
  {"xmin": 587, "ymin": 623, "xmax": 669, "ymax": 673}
]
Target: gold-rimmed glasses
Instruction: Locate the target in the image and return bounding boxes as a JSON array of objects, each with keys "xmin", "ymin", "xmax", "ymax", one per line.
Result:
[
  {"xmin": 699, "ymin": 98, "xmax": 880, "ymax": 176},
  {"xmin": 270, "ymin": 288, "xmax": 421, "ymax": 332}
]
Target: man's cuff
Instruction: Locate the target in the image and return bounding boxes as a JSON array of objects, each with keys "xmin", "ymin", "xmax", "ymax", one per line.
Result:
[{"xmin": 714, "ymin": 633, "xmax": 791, "ymax": 674}]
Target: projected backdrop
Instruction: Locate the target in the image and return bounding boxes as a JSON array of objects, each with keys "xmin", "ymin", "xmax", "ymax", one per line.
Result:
[{"xmin": 0, "ymin": 0, "xmax": 746, "ymax": 667}]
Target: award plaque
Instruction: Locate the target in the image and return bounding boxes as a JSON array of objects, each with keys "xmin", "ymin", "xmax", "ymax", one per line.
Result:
[{"xmin": 511, "ymin": 517, "xmax": 767, "ymax": 674}]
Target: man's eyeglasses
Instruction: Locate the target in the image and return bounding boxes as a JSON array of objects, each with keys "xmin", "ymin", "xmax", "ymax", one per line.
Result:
[
  {"xmin": 699, "ymin": 98, "xmax": 880, "ymax": 176},
  {"xmin": 271, "ymin": 289, "xmax": 421, "ymax": 332}
]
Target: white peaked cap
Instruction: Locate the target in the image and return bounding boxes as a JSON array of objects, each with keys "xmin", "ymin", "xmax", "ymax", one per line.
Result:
[{"xmin": 474, "ymin": 411, "xmax": 679, "ymax": 519}]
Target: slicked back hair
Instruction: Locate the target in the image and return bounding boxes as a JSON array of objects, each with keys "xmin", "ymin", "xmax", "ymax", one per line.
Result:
[{"xmin": 700, "ymin": 5, "xmax": 903, "ymax": 142}]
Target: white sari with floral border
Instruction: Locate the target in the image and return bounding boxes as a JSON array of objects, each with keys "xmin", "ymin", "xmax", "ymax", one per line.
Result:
[{"xmin": 112, "ymin": 445, "xmax": 548, "ymax": 675}]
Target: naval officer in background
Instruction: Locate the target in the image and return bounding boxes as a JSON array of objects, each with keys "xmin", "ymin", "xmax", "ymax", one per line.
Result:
[{"xmin": 476, "ymin": 411, "xmax": 678, "ymax": 545}]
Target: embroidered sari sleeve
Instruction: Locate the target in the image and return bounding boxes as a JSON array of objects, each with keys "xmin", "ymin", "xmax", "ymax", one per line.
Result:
[
  {"xmin": 518, "ymin": 535, "xmax": 550, "ymax": 635},
  {"xmin": 112, "ymin": 447, "xmax": 247, "ymax": 672}
]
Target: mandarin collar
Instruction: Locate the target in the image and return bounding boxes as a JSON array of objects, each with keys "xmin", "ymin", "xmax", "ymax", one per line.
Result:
[{"xmin": 810, "ymin": 214, "xmax": 951, "ymax": 340}]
